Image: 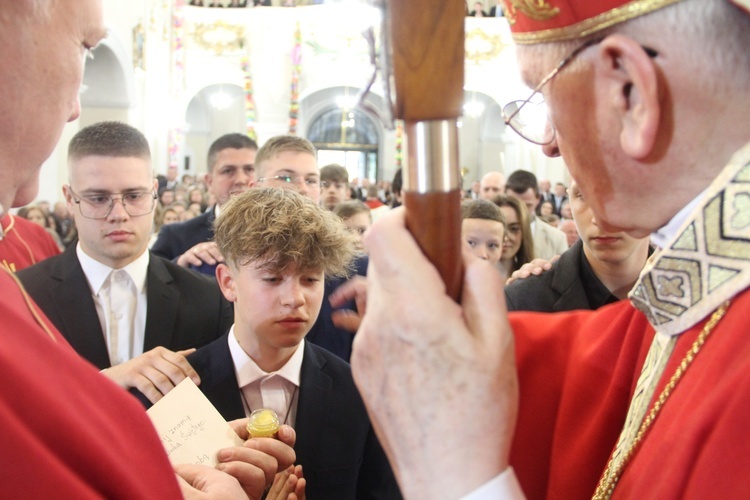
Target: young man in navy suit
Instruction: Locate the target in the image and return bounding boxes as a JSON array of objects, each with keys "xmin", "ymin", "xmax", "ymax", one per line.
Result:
[
  {"xmin": 151, "ymin": 133, "xmax": 258, "ymax": 275},
  {"xmin": 187, "ymin": 187, "xmax": 400, "ymax": 499}
]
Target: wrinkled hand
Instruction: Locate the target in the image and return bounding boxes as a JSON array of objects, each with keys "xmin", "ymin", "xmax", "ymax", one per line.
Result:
[
  {"xmin": 174, "ymin": 463, "xmax": 245, "ymax": 499},
  {"xmin": 329, "ymin": 276, "xmax": 367, "ymax": 333},
  {"xmin": 352, "ymin": 208, "xmax": 519, "ymax": 499},
  {"xmin": 505, "ymin": 256, "xmax": 558, "ymax": 285},
  {"xmin": 177, "ymin": 241, "xmax": 225, "ymax": 268},
  {"xmin": 101, "ymin": 347, "xmax": 198, "ymax": 403},
  {"xmin": 267, "ymin": 465, "xmax": 306, "ymax": 500},
  {"xmin": 217, "ymin": 422, "xmax": 297, "ymax": 499}
]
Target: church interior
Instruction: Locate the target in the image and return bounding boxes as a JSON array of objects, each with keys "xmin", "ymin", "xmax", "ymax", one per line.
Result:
[{"xmin": 34, "ymin": 0, "xmax": 568, "ymax": 205}]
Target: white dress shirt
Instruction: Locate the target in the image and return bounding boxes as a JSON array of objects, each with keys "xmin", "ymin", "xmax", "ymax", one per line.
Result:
[
  {"xmin": 77, "ymin": 244, "xmax": 148, "ymax": 365},
  {"xmin": 228, "ymin": 326, "xmax": 303, "ymax": 427},
  {"xmin": 650, "ymin": 189, "xmax": 705, "ymax": 251}
]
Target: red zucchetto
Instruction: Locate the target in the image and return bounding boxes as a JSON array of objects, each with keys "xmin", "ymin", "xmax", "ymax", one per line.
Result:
[{"xmin": 503, "ymin": 0, "xmax": 749, "ymax": 44}]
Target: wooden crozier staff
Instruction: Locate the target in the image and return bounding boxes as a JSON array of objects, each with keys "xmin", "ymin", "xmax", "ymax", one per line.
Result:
[{"xmin": 387, "ymin": 0, "xmax": 465, "ymax": 301}]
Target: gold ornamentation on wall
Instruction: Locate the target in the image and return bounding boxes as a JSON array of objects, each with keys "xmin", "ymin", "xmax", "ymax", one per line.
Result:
[
  {"xmin": 503, "ymin": 0, "xmax": 560, "ymax": 25},
  {"xmin": 465, "ymin": 28, "xmax": 507, "ymax": 64},
  {"xmin": 193, "ymin": 20, "xmax": 246, "ymax": 54},
  {"xmin": 133, "ymin": 22, "xmax": 146, "ymax": 70}
]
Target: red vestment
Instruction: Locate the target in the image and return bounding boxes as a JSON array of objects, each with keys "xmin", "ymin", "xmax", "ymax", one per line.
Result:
[
  {"xmin": 510, "ymin": 288, "xmax": 750, "ymax": 499},
  {"xmin": 0, "ymin": 270, "xmax": 182, "ymax": 498},
  {"xmin": 0, "ymin": 214, "xmax": 60, "ymax": 272}
]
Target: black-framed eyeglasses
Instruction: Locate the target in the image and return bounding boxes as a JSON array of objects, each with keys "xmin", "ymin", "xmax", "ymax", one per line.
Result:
[
  {"xmin": 68, "ymin": 186, "xmax": 157, "ymax": 219},
  {"xmin": 502, "ymin": 38, "xmax": 658, "ymax": 145},
  {"xmin": 258, "ymin": 174, "xmax": 320, "ymax": 187}
]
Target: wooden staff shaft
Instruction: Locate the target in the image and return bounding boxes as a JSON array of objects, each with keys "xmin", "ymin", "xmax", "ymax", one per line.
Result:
[{"xmin": 388, "ymin": 0, "xmax": 465, "ymax": 301}]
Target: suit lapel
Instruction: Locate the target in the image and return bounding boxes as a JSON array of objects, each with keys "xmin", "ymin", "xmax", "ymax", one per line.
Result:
[
  {"xmin": 194, "ymin": 335, "xmax": 245, "ymax": 420},
  {"xmin": 143, "ymin": 254, "xmax": 179, "ymax": 352},
  {"xmin": 294, "ymin": 343, "xmax": 332, "ymax": 463},
  {"xmin": 52, "ymin": 248, "xmax": 111, "ymax": 369},
  {"xmin": 551, "ymin": 241, "xmax": 590, "ymax": 311}
]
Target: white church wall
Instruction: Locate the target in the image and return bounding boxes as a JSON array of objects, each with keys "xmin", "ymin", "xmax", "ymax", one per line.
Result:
[{"xmin": 34, "ymin": 2, "xmax": 571, "ymax": 206}]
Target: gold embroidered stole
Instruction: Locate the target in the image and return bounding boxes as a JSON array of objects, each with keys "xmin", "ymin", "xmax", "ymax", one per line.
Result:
[{"xmin": 629, "ymin": 143, "xmax": 750, "ymax": 334}]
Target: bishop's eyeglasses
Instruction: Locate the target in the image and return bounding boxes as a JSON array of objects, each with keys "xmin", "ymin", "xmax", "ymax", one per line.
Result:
[{"xmin": 502, "ymin": 37, "xmax": 658, "ymax": 146}]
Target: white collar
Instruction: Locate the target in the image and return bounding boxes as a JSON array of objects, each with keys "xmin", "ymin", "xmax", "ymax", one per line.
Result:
[
  {"xmin": 77, "ymin": 243, "xmax": 150, "ymax": 295},
  {"xmin": 228, "ymin": 326, "xmax": 303, "ymax": 389},
  {"xmin": 650, "ymin": 189, "xmax": 706, "ymax": 250}
]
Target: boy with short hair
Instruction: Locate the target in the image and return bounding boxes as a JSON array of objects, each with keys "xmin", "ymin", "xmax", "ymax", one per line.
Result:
[
  {"xmin": 255, "ymin": 135, "xmax": 321, "ymax": 204},
  {"xmin": 187, "ymin": 187, "xmax": 400, "ymax": 499},
  {"xmin": 320, "ymin": 163, "xmax": 350, "ymax": 211},
  {"xmin": 256, "ymin": 135, "xmax": 366, "ymax": 363},
  {"xmin": 333, "ymin": 200, "xmax": 372, "ymax": 254},
  {"xmin": 461, "ymin": 198, "xmax": 506, "ymax": 266}
]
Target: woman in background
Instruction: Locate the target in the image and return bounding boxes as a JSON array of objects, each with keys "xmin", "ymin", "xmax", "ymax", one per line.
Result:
[
  {"xmin": 17, "ymin": 205, "xmax": 65, "ymax": 252},
  {"xmin": 491, "ymin": 194, "xmax": 534, "ymax": 277}
]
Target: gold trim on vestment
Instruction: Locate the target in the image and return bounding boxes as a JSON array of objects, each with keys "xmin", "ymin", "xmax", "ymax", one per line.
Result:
[
  {"xmin": 2, "ymin": 268, "xmax": 57, "ymax": 342},
  {"xmin": 504, "ymin": 0, "xmax": 560, "ymax": 25},
  {"xmin": 511, "ymin": 0, "xmax": 684, "ymax": 44},
  {"xmin": 630, "ymin": 142, "xmax": 750, "ymax": 335}
]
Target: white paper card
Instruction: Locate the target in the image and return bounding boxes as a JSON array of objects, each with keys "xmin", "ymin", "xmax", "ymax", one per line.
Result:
[{"xmin": 147, "ymin": 378, "xmax": 244, "ymax": 467}]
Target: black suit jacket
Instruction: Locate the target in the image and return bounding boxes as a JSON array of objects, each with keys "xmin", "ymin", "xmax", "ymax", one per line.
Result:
[
  {"xmin": 185, "ymin": 335, "xmax": 401, "ymax": 499},
  {"xmin": 505, "ymin": 239, "xmax": 593, "ymax": 313},
  {"xmin": 151, "ymin": 207, "xmax": 215, "ymax": 262},
  {"xmin": 17, "ymin": 246, "xmax": 233, "ymax": 369},
  {"xmin": 151, "ymin": 208, "xmax": 217, "ymax": 276},
  {"xmin": 552, "ymin": 194, "xmax": 569, "ymax": 216}
]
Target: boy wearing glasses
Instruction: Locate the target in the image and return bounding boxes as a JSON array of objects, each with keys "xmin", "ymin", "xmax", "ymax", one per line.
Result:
[
  {"xmin": 256, "ymin": 136, "xmax": 367, "ymax": 362},
  {"xmin": 256, "ymin": 135, "xmax": 321, "ymax": 202},
  {"xmin": 18, "ymin": 121, "xmax": 232, "ymax": 404}
]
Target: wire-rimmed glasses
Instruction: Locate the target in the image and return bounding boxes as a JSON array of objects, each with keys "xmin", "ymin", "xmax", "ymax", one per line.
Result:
[
  {"xmin": 502, "ymin": 37, "xmax": 658, "ymax": 146},
  {"xmin": 68, "ymin": 187, "xmax": 157, "ymax": 219},
  {"xmin": 258, "ymin": 174, "xmax": 320, "ymax": 187},
  {"xmin": 502, "ymin": 38, "xmax": 605, "ymax": 146}
]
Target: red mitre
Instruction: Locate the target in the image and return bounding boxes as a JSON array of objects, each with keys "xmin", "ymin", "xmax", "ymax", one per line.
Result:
[{"xmin": 503, "ymin": 0, "xmax": 749, "ymax": 44}]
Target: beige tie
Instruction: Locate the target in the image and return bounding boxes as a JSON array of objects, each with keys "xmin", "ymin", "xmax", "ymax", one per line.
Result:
[
  {"xmin": 261, "ymin": 375, "xmax": 291, "ymax": 425},
  {"xmin": 108, "ymin": 269, "xmax": 135, "ymax": 365}
]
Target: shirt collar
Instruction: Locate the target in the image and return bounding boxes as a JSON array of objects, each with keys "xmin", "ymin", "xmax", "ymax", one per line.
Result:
[
  {"xmin": 228, "ymin": 326, "xmax": 304, "ymax": 389},
  {"xmin": 650, "ymin": 189, "xmax": 706, "ymax": 250},
  {"xmin": 77, "ymin": 243, "xmax": 150, "ymax": 295}
]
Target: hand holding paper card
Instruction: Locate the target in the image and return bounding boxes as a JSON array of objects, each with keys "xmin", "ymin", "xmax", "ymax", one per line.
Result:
[{"xmin": 147, "ymin": 378, "xmax": 244, "ymax": 467}]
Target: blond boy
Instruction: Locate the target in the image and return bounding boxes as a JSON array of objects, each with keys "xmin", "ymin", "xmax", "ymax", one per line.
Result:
[{"xmin": 187, "ymin": 188, "xmax": 400, "ymax": 499}]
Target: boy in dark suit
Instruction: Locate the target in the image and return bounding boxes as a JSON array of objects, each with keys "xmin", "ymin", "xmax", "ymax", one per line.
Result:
[
  {"xmin": 18, "ymin": 121, "xmax": 233, "ymax": 404},
  {"xmin": 188, "ymin": 187, "xmax": 400, "ymax": 499}
]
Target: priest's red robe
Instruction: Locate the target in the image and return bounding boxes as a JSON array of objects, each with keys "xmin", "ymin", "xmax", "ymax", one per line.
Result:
[{"xmin": 510, "ymin": 288, "xmax": 750, "ymax": 499}]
